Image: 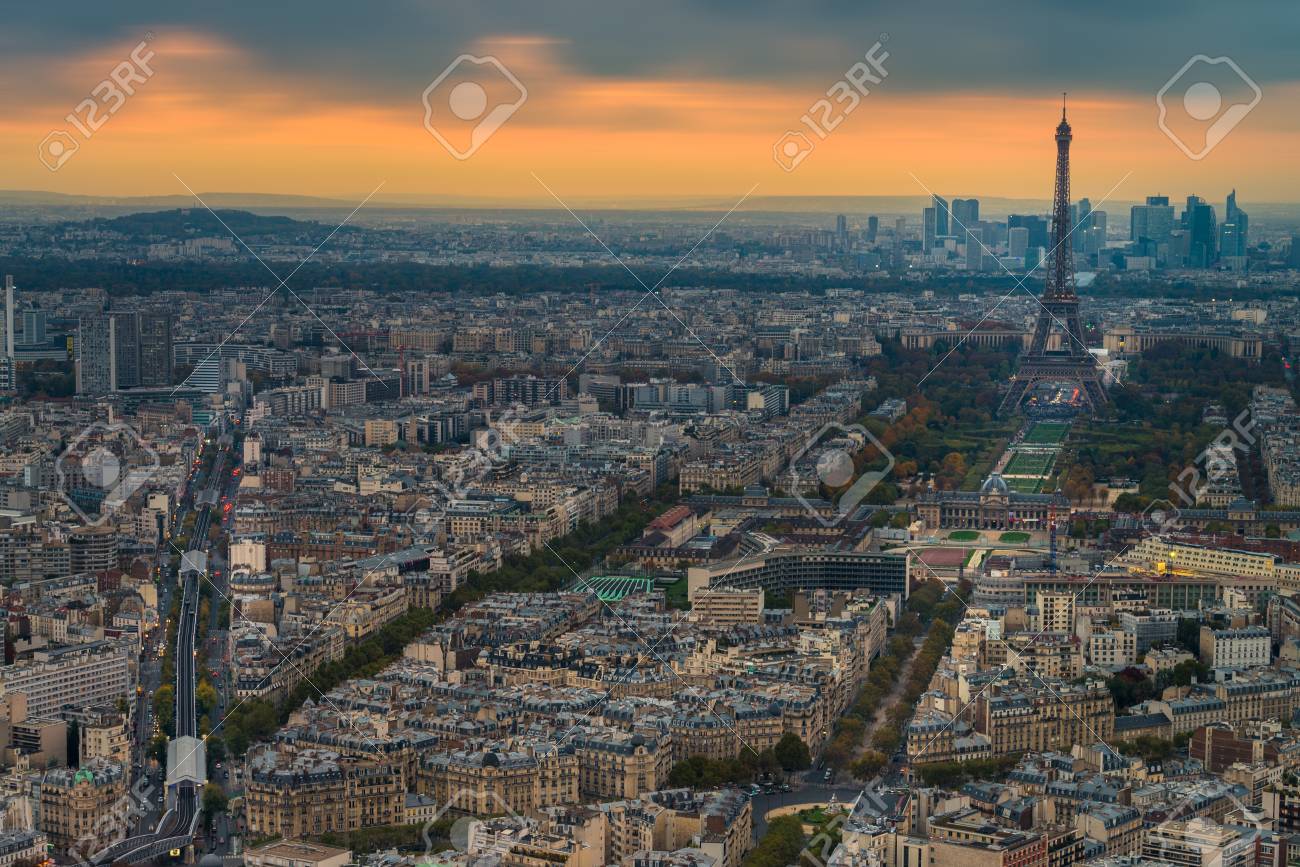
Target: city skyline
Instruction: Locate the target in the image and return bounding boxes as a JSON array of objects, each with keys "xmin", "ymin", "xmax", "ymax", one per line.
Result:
[{"xmin": 4, "ymin": 6, "xmax": 1300, "ymax": 867}]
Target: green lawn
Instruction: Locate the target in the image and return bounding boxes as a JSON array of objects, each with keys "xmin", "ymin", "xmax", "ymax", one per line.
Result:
[
  {"xmin": 998, "ymin": 531, "xmax": 1031, "ymax": 543},
  {"xmin": 1007, "ymin": 477, "xmax": 1046, "ymax": 493},
  {"xmin": 663, "ymin": 577, "xmax": 690, "ymax": 610},
  {"xmin": 1004, "ymin": 451, "xmax": 1053, "ymax": 476},
  {"xmin": 1024, "ymin": 422, "xmax": 1070, "ymax": 445},
  {"xmin": 948, "ymin": 530, "xmax": 981, "ymax": 541}
]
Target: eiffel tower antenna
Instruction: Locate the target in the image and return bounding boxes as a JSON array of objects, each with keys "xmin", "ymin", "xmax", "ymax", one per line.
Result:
[{"xmin": 998, "ymin": 100, "xmax": 1108, "ymax": 416}]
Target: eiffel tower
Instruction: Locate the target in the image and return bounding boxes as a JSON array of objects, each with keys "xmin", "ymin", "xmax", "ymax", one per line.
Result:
[{"xmin": 999, "ymin": 97, "xmax": 1108, "ymax": 415}]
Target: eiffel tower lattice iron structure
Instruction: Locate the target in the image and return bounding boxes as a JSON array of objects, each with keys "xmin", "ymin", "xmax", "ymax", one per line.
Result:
[{"xmin": 999, "ymin": 97, "xmax": 1108, "ymax": 415}]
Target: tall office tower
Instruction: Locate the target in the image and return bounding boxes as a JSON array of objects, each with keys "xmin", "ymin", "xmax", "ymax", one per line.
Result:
[
  {"xmin": 1081, "ymin": 211, "xmax": 1107, "ymax": 257},
  {"xmin": 891, "ymin": 217, "xmax": 906, "ymax": 266},
  {"xmin": 20, "ymin": 310, "xmax": 46, "ymax": 346},
  {"xmin": 951, "ymin": 198, "xmax": 980, "ymax": 230},
  {"xmin": 110, "ymin": 312, "xmax": 141, "ymax": 389},
  {"xmin": 1218, "ymin": 223, "xmax": 1241, "ymax": 262},
  {"xmin": 835, "ymin": 213, "xmax": 848, "ymax": 239},
  {"xmin": 1130, "ymin": 195, "xmax": 1173, "ymax": 242},
  {"xmin": 1072, "ymin": 197, "xmax": 1092, "ymax": 232},
  {"xmin": 4, "ymin": 276, "xmax": 13, "ymax": 360},
  {"xmin": 964, "ymin": 229, "xmax": 986, "ymax": 270},
  {"xmin": 932, "ymin": 195, "xmax": 950, "ymax": 236},
  {"xmin": 1000, "ymin": 101, "xmax": 1107, "ymax": 415},
  {"xmin": 867, "ymin": 215, "xmax": 879, "ymax": 242},
  {"xmin": 1224, "ymin": 189, "xmax": 1249, "ymax": 257},
  {"xmin": 137, "ymin": 313, "xmax": 174, "ymax": 387},
  {"xmin": 1182, "ymin": 195, "xmax": 1218, "ymax": 267},
  {"xmin": 922, "ymin": 206, "xmax": 937, "ymax": 253},
  {"xmin": 1289, "ymin": 237, "xmax": 1300, "ymax": 269},
  {"xmin": 1090, "ymin": 210, "xmax": 1107, "ymax": 238},
  {"xmin": 1130, "ymin": 195, "xmax": 1175, "ymax": 264},
  {"xmin": 1008, "ymin": 226, "xmax": 1030, "ymax": 259},
  {"xmin": 1009, "ymin": 214, "xmax": 1050, "ymax": 250},
  {"xmin": 77, "ymin": 315, "xmax": 114, "ymax": 395}
]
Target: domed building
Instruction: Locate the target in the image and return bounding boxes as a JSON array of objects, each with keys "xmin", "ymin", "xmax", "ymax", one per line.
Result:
[{"xmin": 916, "ymin": 472, "xmax": 1067, "ymax": 531}]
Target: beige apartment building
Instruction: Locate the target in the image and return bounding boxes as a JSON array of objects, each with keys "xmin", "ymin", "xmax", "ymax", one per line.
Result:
[
  {"xmin": 78, "ymin": 709, "xmax": 132, "ymax": 766},
  {"xmin": 976, "ymin": 679, "xmax": 1114, "ymax": 756},
  {"xmin": 36, "ymin": 760, "xmax": 128, "ymax": 859},
  {"xmin": 244, "ymin": 747, "xmax": 405, "ymax": 838},
  {"xmin": 422, "ymin": 745, "xmax": 579, "ymax": 817},
  {"xmin": 572, "ymin": 731, "xmax": 674, "ymax": 801},
  {"xmin": 687, "ymin": 588, "xmax": 764, "ymax": 626}
]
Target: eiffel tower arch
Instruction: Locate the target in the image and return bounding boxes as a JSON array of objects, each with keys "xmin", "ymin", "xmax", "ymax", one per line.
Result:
[{"xmin": 1000, "ymin": 98, "xmax": 1109, "ymax": 416}]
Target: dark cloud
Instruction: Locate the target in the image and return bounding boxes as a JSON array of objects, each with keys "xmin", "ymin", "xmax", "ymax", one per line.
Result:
[{"xmin": 4, "ymin": 0, "xmax": 1297, "ymax": 101}]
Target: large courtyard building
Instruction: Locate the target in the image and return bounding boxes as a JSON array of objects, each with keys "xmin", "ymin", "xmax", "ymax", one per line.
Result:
[{"xmin": 916, "ymin": 473, "xmax": 1068, "ymax": 530}]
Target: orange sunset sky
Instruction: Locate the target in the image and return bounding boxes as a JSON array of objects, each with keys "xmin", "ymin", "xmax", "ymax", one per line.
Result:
[{"xmin": 3, "ymin": 2, "xmax": 1298, "ymax": 206}]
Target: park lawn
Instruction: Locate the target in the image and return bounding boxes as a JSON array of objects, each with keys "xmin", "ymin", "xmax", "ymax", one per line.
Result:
[
  {"xmin": 999, "ymin": 531, "xmax": 1031, "ymax": 543},
  {"xmin": 664, "ymin": 577, "xmax": 690, "ymax": 610},
  {"xmin": 1024, "ymin": 422, "xmax": 1070, "ymax": 445},
  {"xmin": 1004, "ymin": 451, "xmax": 1053, "ymax": 476},
  {"xmin": 948, "ymin": 530, "xmax": 981, "ymax": 541}
]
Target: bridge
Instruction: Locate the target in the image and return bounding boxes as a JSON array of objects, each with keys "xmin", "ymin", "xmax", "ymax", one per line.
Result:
[{"xmin": 93, "ymin": 445, "xmax": 227, "ymax": 865}]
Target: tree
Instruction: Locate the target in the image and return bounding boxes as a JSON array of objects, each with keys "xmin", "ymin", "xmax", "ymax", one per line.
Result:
[
  {"xmin": 205, "ymin": 734, "xmax": 227, "ymax": 777},
  {"xmin": 196, "ymin": 680, "xmax": 219, "ymax": 718},
  {"xmin": 742, "ymin": 815, "xmax": 805, "ymax": 867},
  {"xmin": 202, "ymin": 782, "xmax": 228, "ymax": 819},
  {"xmin": 1118, "ymin": 736, "xmax": 1174, "ymax": 762},
  {"xmin": 153, "ymin": 684, "xmax": 176, "ymax": 735},
  {"xmin": 149, "ymin": 733, "xmax": 169, "ymax": 766},
  {"xmin": 871, "ymin": 724, "xmax": 901, "ymax": 753},
  {"xmin": 850, "ymin": 750, "xmax": 887, "ymax": 780},
  {"xmin": 1176, "ymin": 618, "xmax": 1202, "ymax": 654},
  {"xmin": 773, "ymin": 733, "xmax": 812, "ymax": 772}
]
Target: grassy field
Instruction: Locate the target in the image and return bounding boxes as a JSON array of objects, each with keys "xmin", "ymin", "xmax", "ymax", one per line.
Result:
[
  {"xmin": 1004, "ymin": 451, "xmax": 1053, "ymax": 476},
  {"xmin": 1007, "ymin": 477, "xmax": 1046, "ymax": 493},
  {"xmin": 998, "ymin": 531, "xmax": 1031, "ymax": 543},
  {"xmin": 1024, "ymin": 421, "xmax": 1070, "ymax": 445},
  {"xmin": 948, "ymin": 530, "xmax": 981, "ymax": 541},
  {"xmin": 663, "ymin": 576, "xmax": 690, "ymax": 610}
]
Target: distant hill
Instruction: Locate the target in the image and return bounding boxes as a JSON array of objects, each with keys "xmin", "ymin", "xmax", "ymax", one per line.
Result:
[{"xmin": 92, "ymin": 208, "xmax": 352, "ymax": 242}]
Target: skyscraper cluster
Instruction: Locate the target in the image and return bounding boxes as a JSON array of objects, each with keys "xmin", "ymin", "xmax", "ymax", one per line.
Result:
[
  {"xmin": 921, "ymin": 194, "xmax": 1071, "ymax": 272},
  {"xmin": 1129, "ymin": 190, "xmax": 1248, "ymax": 269}
]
